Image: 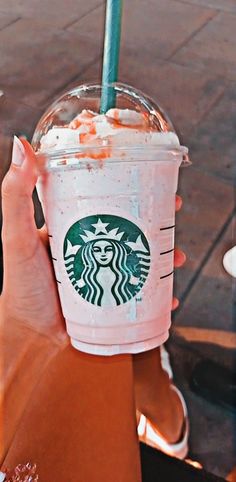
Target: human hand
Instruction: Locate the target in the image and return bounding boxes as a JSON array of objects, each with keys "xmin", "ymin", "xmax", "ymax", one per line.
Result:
[
  {"xmin": 0, "ymin": 138, "xmax": 141, "ymax": 482},
  {"xmin": 1, "ymin": 136, "xmax": 68, "ymax": 346},
  {"xmin": 172, "ymin": 194, "xmax": 186, "ymax": 310}
]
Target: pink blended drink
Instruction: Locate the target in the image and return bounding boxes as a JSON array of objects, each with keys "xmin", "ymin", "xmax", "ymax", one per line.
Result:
[{"xmin": 33, "ymin": 83, "xmax": 188, "ymax": 355}]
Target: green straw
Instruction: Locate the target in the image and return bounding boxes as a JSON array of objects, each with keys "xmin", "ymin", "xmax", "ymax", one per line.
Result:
[{"xmin": 100, "ymin": 0, "xmax": 123, "ymax": 113}]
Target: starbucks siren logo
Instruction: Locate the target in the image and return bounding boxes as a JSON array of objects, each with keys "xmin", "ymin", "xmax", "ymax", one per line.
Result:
[{"xmin": 63, "ymin": 215, "xmax": 151, "ymax": 307}]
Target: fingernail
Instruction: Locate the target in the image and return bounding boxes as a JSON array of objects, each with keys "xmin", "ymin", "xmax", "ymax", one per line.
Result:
[
  {"xmin": 0, "ymin": 472, "xmax": 6, "ymax": 481},
  {"xmin": 12, "ymin": 135, "xmax": 25, "ymax": 166}
]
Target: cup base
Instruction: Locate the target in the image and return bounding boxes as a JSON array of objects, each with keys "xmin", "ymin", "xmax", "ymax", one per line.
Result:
[{"xmin": 70, "ymin": 330, "xmax": 169, "ymax": 356}]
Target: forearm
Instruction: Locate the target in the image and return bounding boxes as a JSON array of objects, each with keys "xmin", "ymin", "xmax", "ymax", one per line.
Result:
[
  {"xmin": 2, "ymin": 341, "xmax": 141, "ymax": 482},
  {"xmin": 0, "ymin": 299, "xmax": 61, "ymax": 464}
]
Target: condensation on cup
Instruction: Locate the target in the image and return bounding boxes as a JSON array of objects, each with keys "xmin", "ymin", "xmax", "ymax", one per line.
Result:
[{"xmin": 32, "ymin": 83, "xmax": 189, "ymax": 356}]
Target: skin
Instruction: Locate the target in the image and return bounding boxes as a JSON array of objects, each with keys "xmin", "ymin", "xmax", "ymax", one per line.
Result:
[{"xmin": 0, "ymin": 139, "xmax": 186, "ymax": 480}]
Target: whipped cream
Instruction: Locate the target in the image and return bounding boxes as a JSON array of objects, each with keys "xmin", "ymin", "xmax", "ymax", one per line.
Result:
[{"xmin": 40, "ymin": 108, "xmax": 180, "ymax": 154}]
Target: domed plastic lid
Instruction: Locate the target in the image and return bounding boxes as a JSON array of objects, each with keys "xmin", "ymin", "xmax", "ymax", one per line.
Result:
[{"xmin": 32, "ymin": 82, "xmax": 188, "ymax": 163}]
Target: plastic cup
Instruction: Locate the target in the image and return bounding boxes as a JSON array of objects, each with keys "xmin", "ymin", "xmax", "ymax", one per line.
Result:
[{"xmin": 32, "ymin": 83, "xmax": 188, "ymax": 356}]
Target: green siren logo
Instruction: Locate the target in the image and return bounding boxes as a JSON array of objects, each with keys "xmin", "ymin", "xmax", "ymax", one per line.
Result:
[{"xmin": 63, "ymin": 215, "xmax": 151, "ymax": 307}]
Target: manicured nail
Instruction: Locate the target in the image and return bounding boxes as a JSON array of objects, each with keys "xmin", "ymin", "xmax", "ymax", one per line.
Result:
[
  {"xmin": 12, "ymin": 135, "xmax": 25, "ymax": 166},
  {"xmin": 0, "ymin": 472, "xmax": 6, "ymax": 481}
]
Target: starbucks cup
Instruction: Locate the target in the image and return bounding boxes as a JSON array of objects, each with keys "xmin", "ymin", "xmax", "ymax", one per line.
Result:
[{"xmin": 32, "ymin": 83, "xmax": 188, "ymax": 355}]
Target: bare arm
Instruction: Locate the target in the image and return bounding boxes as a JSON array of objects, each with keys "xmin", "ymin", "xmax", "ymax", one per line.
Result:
[{"xmin": 0, "ymin": 137, "xmax": 141, "ymax": 482}]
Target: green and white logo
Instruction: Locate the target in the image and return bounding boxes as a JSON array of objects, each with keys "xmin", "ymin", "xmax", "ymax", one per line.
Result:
[{"xmin": 63, "ymin": 215, "xmax": 150, "ymax": 307}]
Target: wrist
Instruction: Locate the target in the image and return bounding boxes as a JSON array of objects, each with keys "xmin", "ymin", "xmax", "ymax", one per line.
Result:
[{"xmin": 0, "ymin": 293, "xmax": 69, "ymax": 348}]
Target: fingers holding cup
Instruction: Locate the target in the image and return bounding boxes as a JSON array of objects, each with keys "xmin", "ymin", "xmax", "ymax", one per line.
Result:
[
  {"xmin": 172, "ymin": 198, "xmax": 185, "ymax": 310},
  {"xmin": 174, "ymin": 247, "xmax": 186, "ymax": 268},
  {"xmin": 175, "ymin": 194, "xmax": 182, "ymax": 212},
  {"xmin": 172, "ymin": 297, "xmax": 180, "ymax": 311}
]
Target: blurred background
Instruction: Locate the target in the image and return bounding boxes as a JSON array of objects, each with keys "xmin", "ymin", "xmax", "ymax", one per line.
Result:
[{"xmin": 0, "ymin": 0, "xmax": 235, "ymax": 478}]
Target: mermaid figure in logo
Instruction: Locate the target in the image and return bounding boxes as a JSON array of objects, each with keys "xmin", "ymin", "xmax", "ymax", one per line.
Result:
[
  {"xmin": 64, "ymin": 217, "xmax": 150, "ymax": 307},
  {"xmin": 78, "ymin": 238, "xmax": 137, "ymax": 307}
]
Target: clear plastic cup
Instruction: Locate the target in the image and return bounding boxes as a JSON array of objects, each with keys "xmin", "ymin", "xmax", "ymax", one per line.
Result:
[{"xmin": 32, "ymin": 83, "xmax": 188, "ymax": 355}]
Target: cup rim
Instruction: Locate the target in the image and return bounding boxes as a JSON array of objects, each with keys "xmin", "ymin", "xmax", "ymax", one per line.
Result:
[
  {"xmin": 37, "ymin": 144, "xmax": 188, "ymax": 159},
  {"xmin": 36, "ymin": 144, "xmax": 190, "ymax": 170}
]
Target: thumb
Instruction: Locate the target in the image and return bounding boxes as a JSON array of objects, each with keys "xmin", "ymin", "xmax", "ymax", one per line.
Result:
[{"xmin": 1, "ymin": 136, "xmax": 38, "ymax": 250}]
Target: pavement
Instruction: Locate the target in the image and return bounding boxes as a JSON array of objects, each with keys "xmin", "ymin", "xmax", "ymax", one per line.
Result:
[{"xmin": 0, "ymin": 0, "xmax": 235, "ymax": 478}]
